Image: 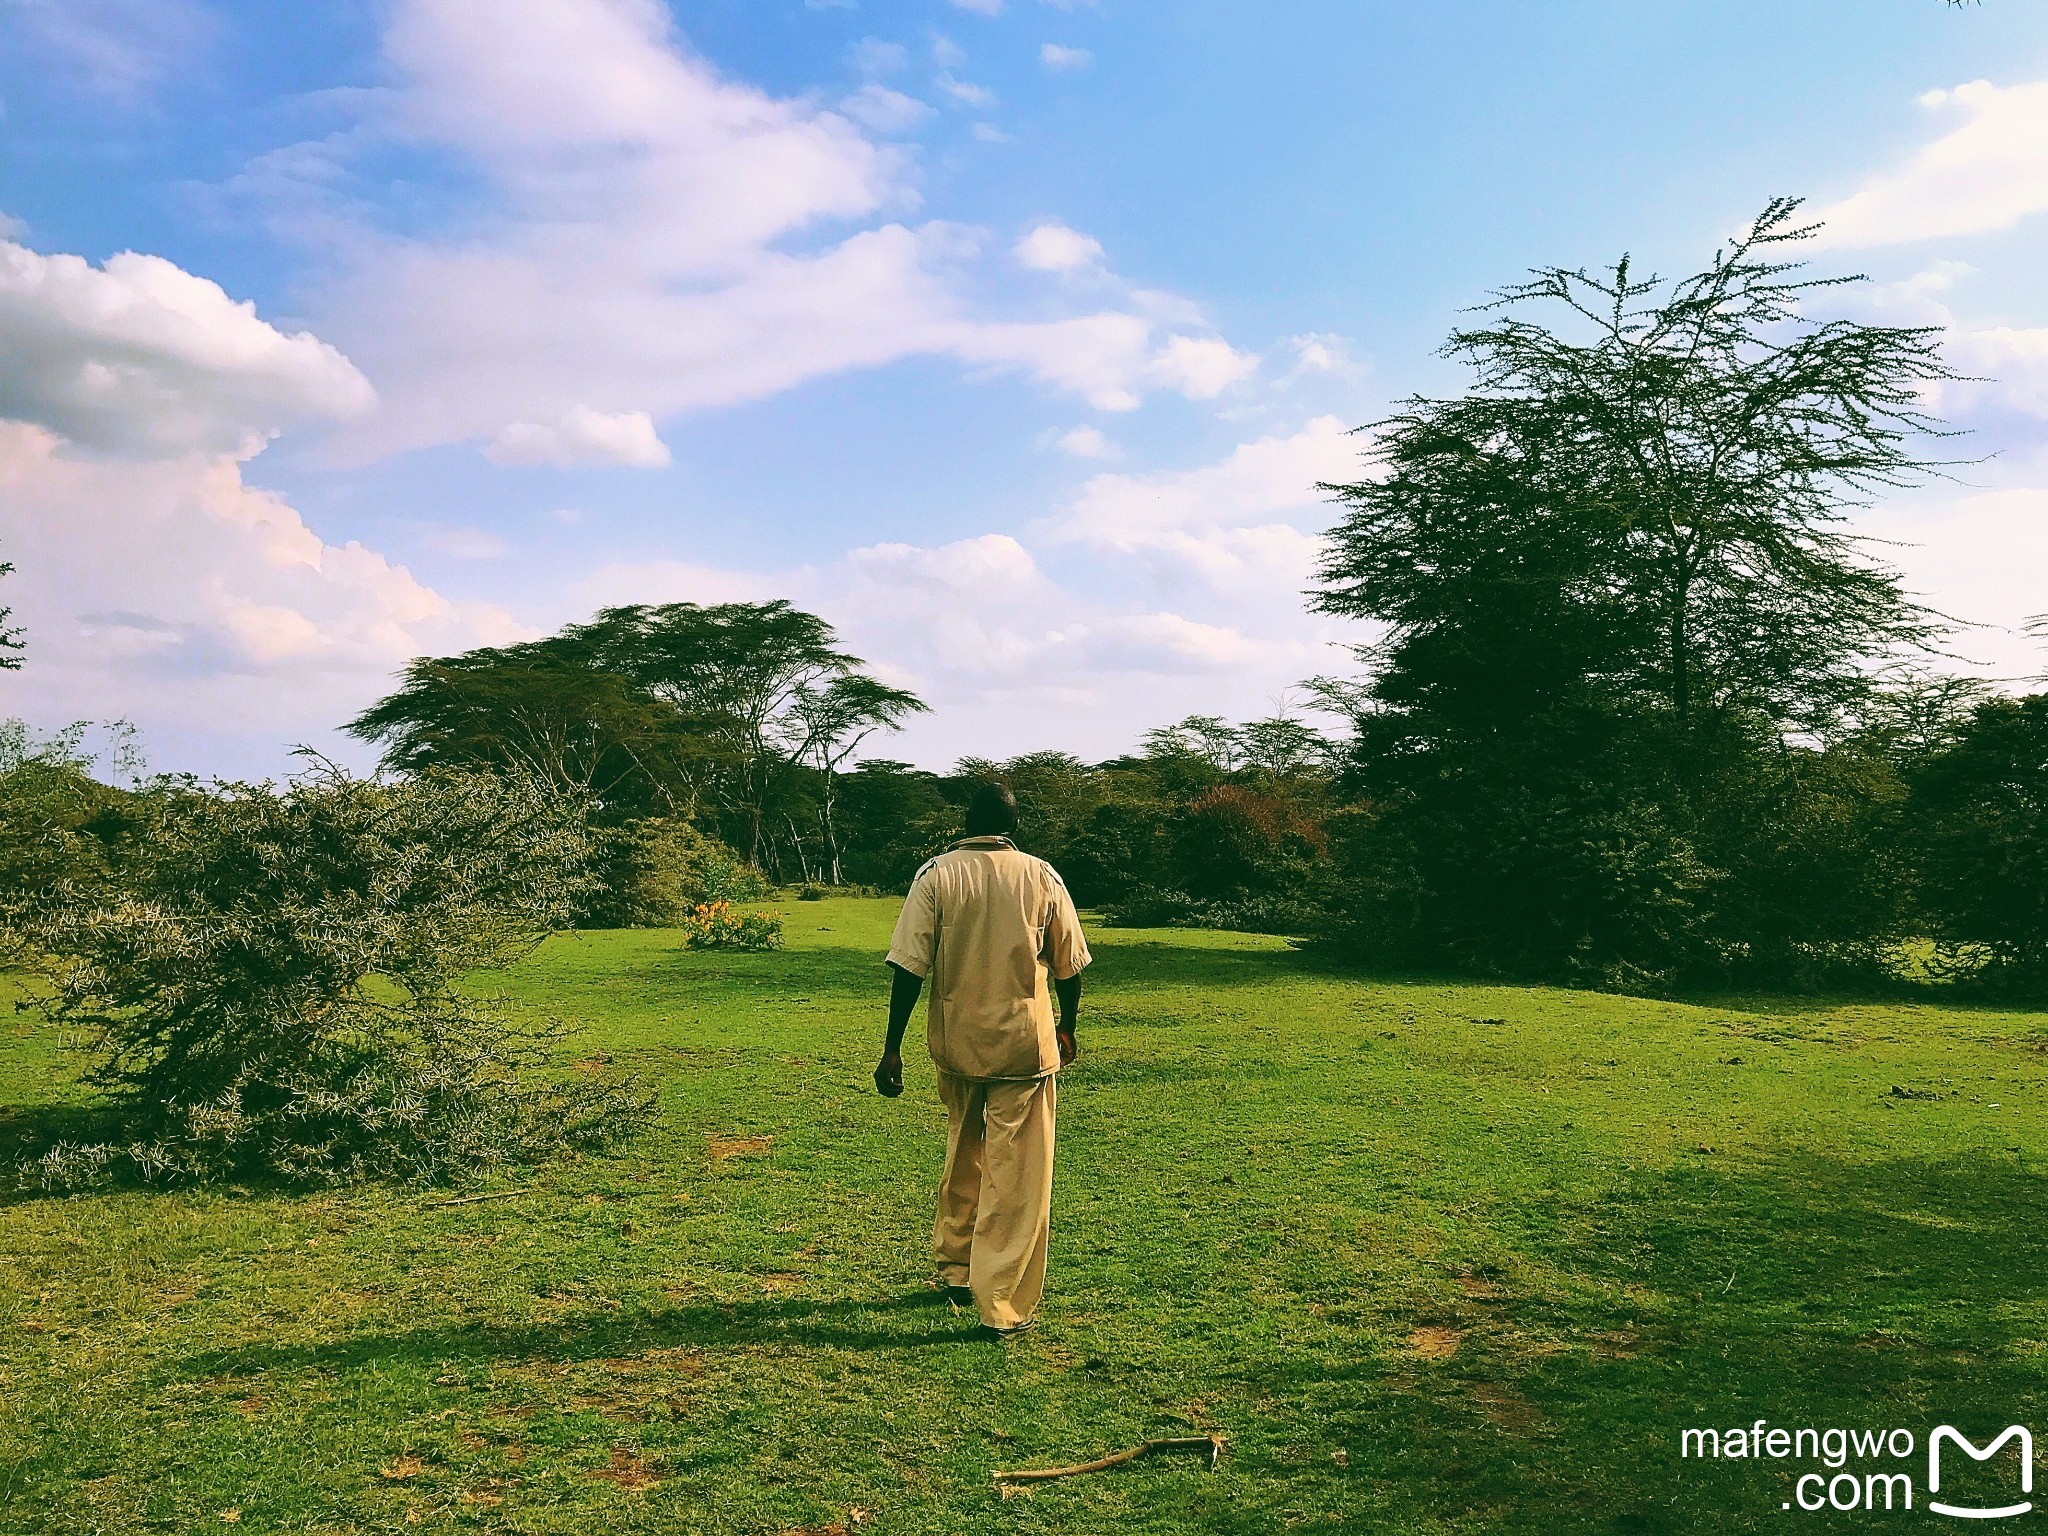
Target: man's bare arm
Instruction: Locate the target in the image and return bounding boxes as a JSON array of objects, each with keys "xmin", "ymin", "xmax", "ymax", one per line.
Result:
[
  {"xmin": 875, "ymin": 961, "xmax": 923, "ymax": 1097},
  {"xmin": 1054, "ymin": 972, "xmax": 1081, "ymax": 1067}
]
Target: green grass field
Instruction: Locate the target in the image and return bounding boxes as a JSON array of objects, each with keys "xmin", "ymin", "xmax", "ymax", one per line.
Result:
[{"xmin": 4, "ymin": 897, "xmax": 2047, "ymax": 1533}]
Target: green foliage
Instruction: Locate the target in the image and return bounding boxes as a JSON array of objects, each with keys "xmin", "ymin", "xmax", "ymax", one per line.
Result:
[
  {"xmin": 679, "ymin": 900, "xmax": 784, "ymax": 951},
  {"xmin": 349, "ymin": 601, "xmax": 924, "ymax": 887},
  {"xmin": 7, "ymin": 762, "xmax": 650, "ymax": 1189},
  {"xmin": 581, "ymin": 817, "xmax": 770, "ymax": 928},
  {"xmin": 1910, "ymin": 693, "xmax": 2048, "ymax": 994},
  {"xmin": 1308, "ymin": 202, "xmax": 1954, "ymax": 986}
]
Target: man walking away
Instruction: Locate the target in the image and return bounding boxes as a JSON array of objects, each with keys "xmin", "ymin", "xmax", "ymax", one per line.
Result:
[{"xmin": 873, "ymin": 783, "xmax": 1090, "ymax": 1337}]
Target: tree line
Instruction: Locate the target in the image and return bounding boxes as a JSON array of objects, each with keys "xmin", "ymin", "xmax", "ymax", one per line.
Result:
[
  {"xmin": 3, "ymin": 199, "xmax": 2046, "ymax": 1191},
  {"xmin": 330, "ymin": 202, "xmax": 2048, "ymax": 995}
]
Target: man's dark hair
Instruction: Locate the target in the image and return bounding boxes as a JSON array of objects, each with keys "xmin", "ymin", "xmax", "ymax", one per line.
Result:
[{"xmin": 964, "ymin": 782, "xmax": 1018, "ymax": 838}]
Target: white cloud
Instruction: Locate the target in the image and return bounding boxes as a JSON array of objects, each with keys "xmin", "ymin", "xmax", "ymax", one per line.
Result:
[
  {"xmin": 0, "ymin": 421, "xmax": 521, "ymax": 774},
  {"xmin": 1015, "ymin": 221, "xmax": 1103, "ymax": 272},
  {"xmin": 936, "ymin": 72, "xmax": 996, "ymax": 108},
  {"xmin": 1040, "ymin": 43, "xmax": 1090, "ymax": 70},
  {"xmin": 484, "ymin": 406, "xmax": 671, "ymax": 468},
  {"xmin": 1810, "ymin": 79, "xmax": 2048, "ymax": 249},
  {"xmin": 932, "ymin": 35, "xmax": 967, "ymax": 69},
  {"xmin": 240, "ymin": 0, "xmax": 1248, "ymax": 461},
  {"xmin": 971, "ymin": 123, "xmax": 1016, "ymax": 144},
  {"xmin": 1148, "ymin": 334, "xmax": 1259, "ymax": 399},
  {"xmin": 947, "ymin": 0, "xmax": 1003, "ymax": 13},
  {"xmin": 570, "ymin": 420, "xmax": 1371, "ymax": 762},
  {"xmin": 1042, "ymin": 415, "xmax": 1356, "ymax": 584},
  {"xmin": 1045, "ymin": 424, "xmax": 1118, "ymax": 459},
  {"xmin": 838, "ymin": 83, "xmax": 930, "ymax": 134},
  {"xmin": 1948, "ymin": 326, "xmax": 2048, "ymax": 417},
  {"xmin": 1866, "ymin": 483, "xmax": 2048, "ymax": 679},
  {"xmin": 0, "ymin": 237, "xmax": 375, "ymax": 458},
  {"xmin": 1282, "ymin": 331, "xmax": 1355, "ymax": 379}
]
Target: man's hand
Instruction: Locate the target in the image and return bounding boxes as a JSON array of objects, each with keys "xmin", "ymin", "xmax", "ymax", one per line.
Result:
[
  {"xmin": 874, "ymin": 1049, "xmax": 904, "ymax": 1098},
  {"xmin": 1056, "ymin": 1025, "xmax": 1078, "ymax": 1069}
]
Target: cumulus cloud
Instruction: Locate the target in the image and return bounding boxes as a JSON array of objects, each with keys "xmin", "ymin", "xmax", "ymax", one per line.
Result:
[
  {"xmin": 1015, "ymin": 221, "xmax": 1103, "ymax": 272},
  {"xmin": 0, "ymin": 237, "xmax": 374, "ymax": 458},
  {"xmin": 484, "ymin": 406, "xmax": 671, "ymax": 468},
  {"xmin": 1041, "ymin": 415, "xmax": 1357, "ymax": 587},
  {"xmin": 1149, "ymin": 334, "xmax": 1259, "ymax": 399},
  {"xmin": 1040, "ymin": 43, "xmax": 1090, "ymax": 70},
  {"xmin": 1810, "ymin": 79, "xmax": 2048, "ymax": 249},
  {"xmin": 237, "ymin": 0, "xmax": 1246, "ymax": 459},
  {"xmin": 0, "ymin": 421, "xmax": 521, "ymax": 773}
]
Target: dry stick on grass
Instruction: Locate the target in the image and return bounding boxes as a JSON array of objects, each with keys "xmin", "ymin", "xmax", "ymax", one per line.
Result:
[
  {"xmin": 993, "ymin": 1436, "xmax": 1224, "ymax": 1484},
  {"xmin": 423, "ymin": 1187, "xmax": 534, "ymax": 1209}
]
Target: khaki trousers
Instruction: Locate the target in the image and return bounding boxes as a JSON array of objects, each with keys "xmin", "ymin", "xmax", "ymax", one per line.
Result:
[{"xmin": 932, "ymin": 1070, "xmax": 1057, "ymax": 1330}]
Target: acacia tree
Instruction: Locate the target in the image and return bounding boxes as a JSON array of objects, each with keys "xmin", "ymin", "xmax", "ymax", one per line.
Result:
[
  {"xmin": 1311, "ymin": 201, "xmax": 1958, "ymax": 979},
  {"xmin": 1316, "ymin": 198, "xmax": 1955, "ymax": 754},
  {"xmin": 563, "ymin": 602, "xmax": 914, "ymax": 867},
  {"xmin": 347, "ymin": 642, "xmax": 711, "ymax": 820},
  {"xmin": 783, "ymin": 674, "xmax": 927, "ymax": 883}
]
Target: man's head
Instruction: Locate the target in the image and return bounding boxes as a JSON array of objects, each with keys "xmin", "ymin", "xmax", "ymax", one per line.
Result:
[{"xmin": 964, "ymin": 782, "xmax": 1019, "ymax": 839}]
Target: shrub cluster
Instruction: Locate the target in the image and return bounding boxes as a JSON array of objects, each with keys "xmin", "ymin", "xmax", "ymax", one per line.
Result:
[{"xmin": 3, "ymin": 756, "xmax": 651, "ymax": 1190}]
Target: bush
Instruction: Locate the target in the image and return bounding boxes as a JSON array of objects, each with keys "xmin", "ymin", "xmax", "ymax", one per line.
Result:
[
  {"xmin": 797, "ymin": 883, "xmax": 828, "ymax": 901},
  {"xmin": 680, "ymin": 900, "xmax": 784, "ymax": 951},
  {"xmin": 581, "ymin": 817, "xmax": 770, "ymax": 927},
  {"xmin": 1911, "ymin": 693, "xmax": 2048, "ymax": 995},
  {"xmin": 1104, "ymin": 884, "xmax": 1323, "ymax": 936},
  {"xmin": 6, "ymin": 762, "xmax": 651, "ymax": 1190}
]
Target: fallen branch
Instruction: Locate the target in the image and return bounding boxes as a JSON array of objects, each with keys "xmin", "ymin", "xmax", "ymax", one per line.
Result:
[
  {"xmin": 993, "ymin": 1435, "xmax": 1223, "ymax": 1484},
  {"xmin": 423, "ymin": 1187, "xmax": 533, "ymax": 1209}
]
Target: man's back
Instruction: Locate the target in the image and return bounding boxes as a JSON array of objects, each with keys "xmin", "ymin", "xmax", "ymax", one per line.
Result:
[{"xmin": 886, "ymin": 834, "xmax": 1090, "ymax": 1082}]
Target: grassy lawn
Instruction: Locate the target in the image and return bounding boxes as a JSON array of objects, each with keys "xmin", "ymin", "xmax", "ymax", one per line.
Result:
[{"xmin": 4, "ymin": 896, "xmax": 2047, "ymax": 1533}]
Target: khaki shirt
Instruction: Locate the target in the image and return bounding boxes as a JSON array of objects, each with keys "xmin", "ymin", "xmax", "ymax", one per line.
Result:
[{"xmin": 886, "ymin": 836, "xmax": 1092, "ymax": 1082}]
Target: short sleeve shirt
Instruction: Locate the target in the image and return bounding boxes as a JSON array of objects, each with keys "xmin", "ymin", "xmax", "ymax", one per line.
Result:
[{"xmin": 885, "ymin": 836, "xmax": 1092, "ymax": 1081}]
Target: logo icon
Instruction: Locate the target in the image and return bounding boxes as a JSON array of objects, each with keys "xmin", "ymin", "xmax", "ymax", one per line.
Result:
[{"xmin": 1929, "ymin": 1425, "xmax": 2033, "ymax": 1520}]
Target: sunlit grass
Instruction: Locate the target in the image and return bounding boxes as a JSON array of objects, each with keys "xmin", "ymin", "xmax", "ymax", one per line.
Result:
[{"xmin": 3, "ymin": 898, "xmax": 2045, "ymax": 1533}]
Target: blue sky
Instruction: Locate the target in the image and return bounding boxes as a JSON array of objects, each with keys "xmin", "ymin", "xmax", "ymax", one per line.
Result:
[{"xmin": 2, "ymin": 0, "xmax": 2046, "ymax": 776}]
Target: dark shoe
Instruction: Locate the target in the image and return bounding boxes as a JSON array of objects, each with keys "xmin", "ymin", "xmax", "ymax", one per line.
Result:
[
  {"xmin": 941, "ymin": 1284, "xmax": 975, "ymax": 1306},
  {"xmin": 975, "ymin": 1318, "xmax": 1036, "ymax": 1340}
]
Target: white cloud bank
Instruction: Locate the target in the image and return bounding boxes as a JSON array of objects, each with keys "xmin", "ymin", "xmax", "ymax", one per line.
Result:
[
  {"xmin": 0, "ymin": 238, "xmax": 374, "ymax": 458},
  {"xmin": 0, "ymin": 234, "xmax": 512, "ymax": 774},
  {"xmin": 245, "ymin": 0, "xmax": 1252, "ymax": 462},
  {"xmin": 1811, "ymin": 79, "xmax": 2048, "ymax": 249},
  {"xmin": 0, "ymin": 423, "xmax": 522, "ymax": 772}
]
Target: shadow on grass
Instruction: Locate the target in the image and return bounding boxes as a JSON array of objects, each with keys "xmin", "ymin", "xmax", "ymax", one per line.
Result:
[
  {"xmin": 173, "ymin": 1288, "xmax": 992, "ymax": 1383},
  {"xmin": 1294, "ymin": 1148, "xmax": 2048, "ymax": 1534}
]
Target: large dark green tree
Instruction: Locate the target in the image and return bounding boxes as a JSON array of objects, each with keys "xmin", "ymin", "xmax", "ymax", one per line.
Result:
[
  {"xmin": 1317, "ymin": 198, "xmax": 1952, "ymax": 747},
  {"xmin": 1312, "ymin": 201, "xmax": 1957, "ymax": 981}
]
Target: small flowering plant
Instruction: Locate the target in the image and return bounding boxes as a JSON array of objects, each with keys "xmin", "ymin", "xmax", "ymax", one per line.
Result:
[{"xmin": 680, "ymin": 900, "xmax": 784, "ymax": 952}]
